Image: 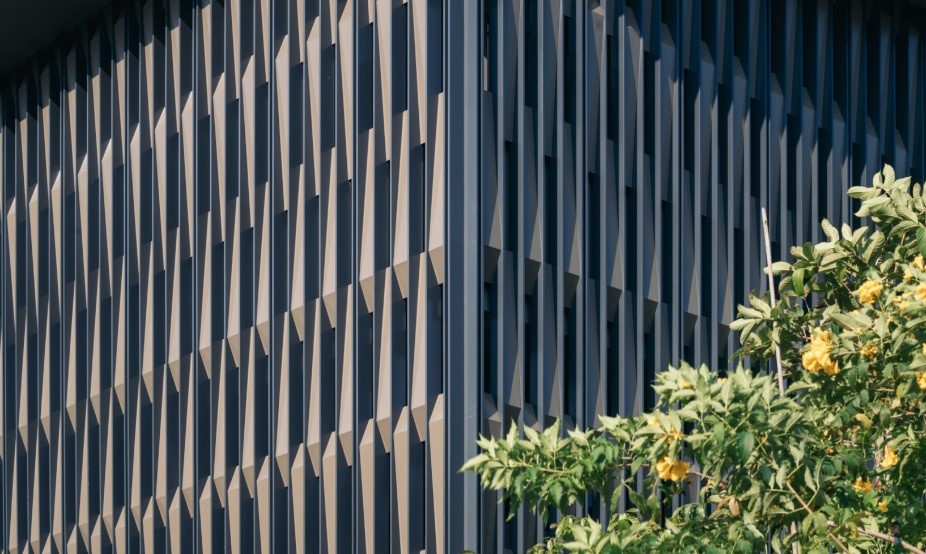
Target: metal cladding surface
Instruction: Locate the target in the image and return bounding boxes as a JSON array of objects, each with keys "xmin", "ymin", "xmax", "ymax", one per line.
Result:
[{"xmin": 0, "ymin": 0, "xmax": 924, "ymax": 552}]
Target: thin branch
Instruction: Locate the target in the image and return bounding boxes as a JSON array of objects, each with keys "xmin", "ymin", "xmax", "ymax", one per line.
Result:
[
  {"xmin": 826, "ymin": 521, "xmax": 926, "ymax": 554},
  {"xmin": 784, "ymin": 481, "xmax": 850, "ymax": 553}
]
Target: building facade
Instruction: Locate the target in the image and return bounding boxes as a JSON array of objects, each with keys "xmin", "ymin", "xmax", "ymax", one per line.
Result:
[{"xmin": 1, "ymin": 0, "xmax": 925, "ymax": 552}]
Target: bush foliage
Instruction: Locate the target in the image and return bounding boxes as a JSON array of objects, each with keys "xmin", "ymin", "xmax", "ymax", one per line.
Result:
[{"xmin": 463, "ymin": 166, "xmax": 926, "ymax": 553}]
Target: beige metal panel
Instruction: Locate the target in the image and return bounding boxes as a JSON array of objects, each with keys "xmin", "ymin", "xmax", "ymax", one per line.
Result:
[
  {"xmin": 180, "ymin": 356, "xmax": 197, "ymax": 511},
  {"xmin": 336, "ymin": 286, "xmax": 353, "ymax": 465},
  {"xmin": 226, "ymin": 469, "xmax": 243, "ymax": 554},
  {"xmin": 101, "ymin": 397, "xmax": 117, "ymax": 539},
  {"xmin": 290, "ymin": 168, "xmax": 306, "ymax": 336},
  {"xmin": 428, "ymin": 394, "xmax": 446, "ymax": 554},
  {"xmin": 273, "ymin": 313, "xmax": 290, "ymax": 480},
  {"xmin": 29, "ymin": 429, "xmax": 42, "ymax": 553},
  {"xmin": 198, "ymin": 477, "xmax": 215, "ymax": 552},
  {"xmin": 254, "ymin": 184, "xmax": 271, "ymax": 349},
  {"xmin": 213, "ymin": 346, "xmax": 229, "ymax": 503},
  {"xmin": 305, "ymin": 298, "xmax": 322, "ymax": 475},
  {"xmin": 409, "ymin": 254, "xmax": 428, "ymax": 436},
  {"xmin": 374, "ymin": 269, "xmax": 394, "ymax": 451},
  {"xmin": 393, "ymin": 112, "xmax": 410, "ymax": 296},
  {"xmin": 320, "ymin": 433, "xmax": 344, "ymax": 554},
  {"xmin": 255, "ymin": 458, "xmax": 272, "ymax": 554},
  {"xmin": 8, "ymin": 451, "xmax": 20, "ymax": 552},
  {"xmin": 357, "ymin": 420, "xmax": 377, "ymax": 554},
  {"xmin": 173, "ymin": 490, "xmax": 189, "ymax": 554},
  {"xmin": 197, "ymin": 212, "xmax": 214, "ymax": 370},
  {"xmin": 306, "ymin": 13, "xmax": 322, "ymax": 199},
  {"xmin": 427, "ymin": 92, "xmax": 445, "ymax": 283},
  {"xmin": 274, "ymin": 14, "xmax": 290, "ymax": 212},
  {"xmin": 140, "ymin": 245, "xmax": 156, "ymax": 399},
  {"xmin": 337, "ymin": 2, "xmax": 353, "ymax": 182},
  {"xmin": 374, "ymin": 0, "xmax": 392, "ymax": 163},
  {"xmin": 358, "ymin": 129, "xmax": 376, "ymax": 309},
  {"xmin": 409, "ymin": 0, "xmax": 427, "ymax": 147},
  {"xmin": 290, "ymin": 448, "xmax": 307, "ymax": 553},
  {"xmin": 154, "ymin": 367, "xmax": 172, "ymax": 518},
  {"xmin": 240, "ymin": 328, "xmax": 258, "ymax": 493}
]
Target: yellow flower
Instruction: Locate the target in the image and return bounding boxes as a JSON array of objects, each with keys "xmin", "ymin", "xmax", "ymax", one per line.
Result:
[
  {"xmin": 860, "ymin": 342, "xmax": 878, "ymax": 361},
  {"xmin": 647, "ymin": 415, "xmax": 660, "ymax": 427},
  {"xmin": 921, "ymin": 342, "xmax": 926, "ymax": 356},
  {"xmin": 855, "ymin": 279, "xmax": 883, "ymax": 304},
  {"xmin": 853, "ymin": 477, "xmax": 873, "ymax": 494},
  {"xmin": 917, "ymin": 372, "xmax": 926, "ymax": 391},
  {"xmin": 820, "ymin": 357, "xmax": 840, "ymax": 376},
  {"xmin": 878, "ymin": 499, "xmax": 889, "ymax": 512},
  {"xmin": 802, "ymin": 329, "xmax": 839, "ymax": 376},
  {"xmin": 880, "ymin": 445, "xmax": 899, "ymax": 469},
  {"xmin": 656, "ymin": 457, "xmax": 690, "ymax": 482},
  {"xmin": 915, "ymin": 255, "xmax": 925, "ymax": 271},
  {"xmin": 679, "ymin": 379, "xmax": 693, "ymax": 389},
  {"xmin": 802, "ymin": 350, "xmax": 819, "ymax": 371},
  {"xmin": 917, "ymin": 283, "xmax": 926, "ymax": 301},
  {"xmin": 899, "ymin": 301, "xmax": 910, "ymax": 311},
  {"xmin": 904, "ymin": 270, "xmax": 914, "ymax": 282}
]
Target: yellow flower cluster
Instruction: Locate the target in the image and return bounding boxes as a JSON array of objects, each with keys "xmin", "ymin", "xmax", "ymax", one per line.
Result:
[
  {"xmin": 860, "ymin": 342, "xmax": 878, "ymax": 361},
  {"xmin": 855, "ymin": 279, "xmax": 883, "ymax": 304},
  {"xmin": 880, "ymin": 445, "xmax": 899, "ymax": 469},
  {"xmin": 915, "ymin": 255, "xmax": 925, "ymax": 271},
  {"xmin": 878, "ymin": 499, "xmax": 889, "ymax": 512},
  {"xmin": 852, "ymin": 476, "xmax": 873, "ymax": 494},
  {"xmin": 904, "ymin": 270, "xmax": 914, "ymax": 282},
  {"xmin": 655, "ymin": 457, "xmax": 689, "ymax": 482},
  {"xmin": 802, "ymin": 330, "xmax": 839, "ymax": 376},
  {"xmin": 917, "ymin": 283, "xmax": 926, "ymax": 301}
]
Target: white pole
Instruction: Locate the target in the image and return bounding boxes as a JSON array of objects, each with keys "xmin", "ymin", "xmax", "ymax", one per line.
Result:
[
  {"xmin": 761, "ymin": 207, "xmax": 787, "ymax": 396},
  {"xmin": 761, "ymin": 207, "xmax": 797, "ymax": 553}
]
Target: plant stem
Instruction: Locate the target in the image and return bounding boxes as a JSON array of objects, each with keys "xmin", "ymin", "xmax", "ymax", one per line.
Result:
[
  {"xmin": 783, "ymin": 481, "xmax": 850, "ymax": 553},
  {"xmin": 826, "ymin": 521, "xmax": 926, "ymax": 554}
]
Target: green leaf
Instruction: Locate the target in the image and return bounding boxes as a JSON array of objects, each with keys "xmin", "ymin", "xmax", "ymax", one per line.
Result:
[
  {"xmin": 729, "ymin": 318, "xmax": 755, "ymax": 332},
  {"xmin": 877, "ymin": 163, "xmax": 896, "ymax": 187},
  {"xmin": 853, "ymin": 413, "xmax": 872, "ymax": 428},
  {"xmin": 846, "ymin": 186, "xmax": 879, "ymax": 200},
  {"xmin": 917, "ymin": 226, "xmax": 926, "ymax": 258},
  {"xmin": 792, "ymin": 268, "xmax": 805, "ymax": 296},
  {"xmin": 888, "ymin": 219, "xmax": 918, "ymax": 237},
  {"xmin": 764, "ymin": 261, "xmax": 793, "ymax": 275},
  {"xmin": 812, "ymin": 512, "xmax": 828, "ymax": 534},
  {"xmin": 736, "ymin": 431, "xmax": 755, "ymax": 464},
  {"xmin": 821, "ymin": 219, "xmax": 839, "ymax": 242}
]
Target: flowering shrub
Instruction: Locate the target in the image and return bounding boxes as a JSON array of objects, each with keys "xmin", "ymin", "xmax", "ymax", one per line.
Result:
[{"xmin": 463, "ymin": 166, "xmax": 926, "ymax": 553}]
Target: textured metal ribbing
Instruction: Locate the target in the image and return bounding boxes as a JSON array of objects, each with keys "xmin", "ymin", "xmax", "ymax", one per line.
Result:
[{"xmin": 0, "ymin": 0, "xmax": 924, "ymax": 553}]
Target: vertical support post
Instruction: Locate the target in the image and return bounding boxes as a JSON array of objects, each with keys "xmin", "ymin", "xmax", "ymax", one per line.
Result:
[{"xmin": 761, "ymin": 207, "xmax": 785, "ymax": 396}]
